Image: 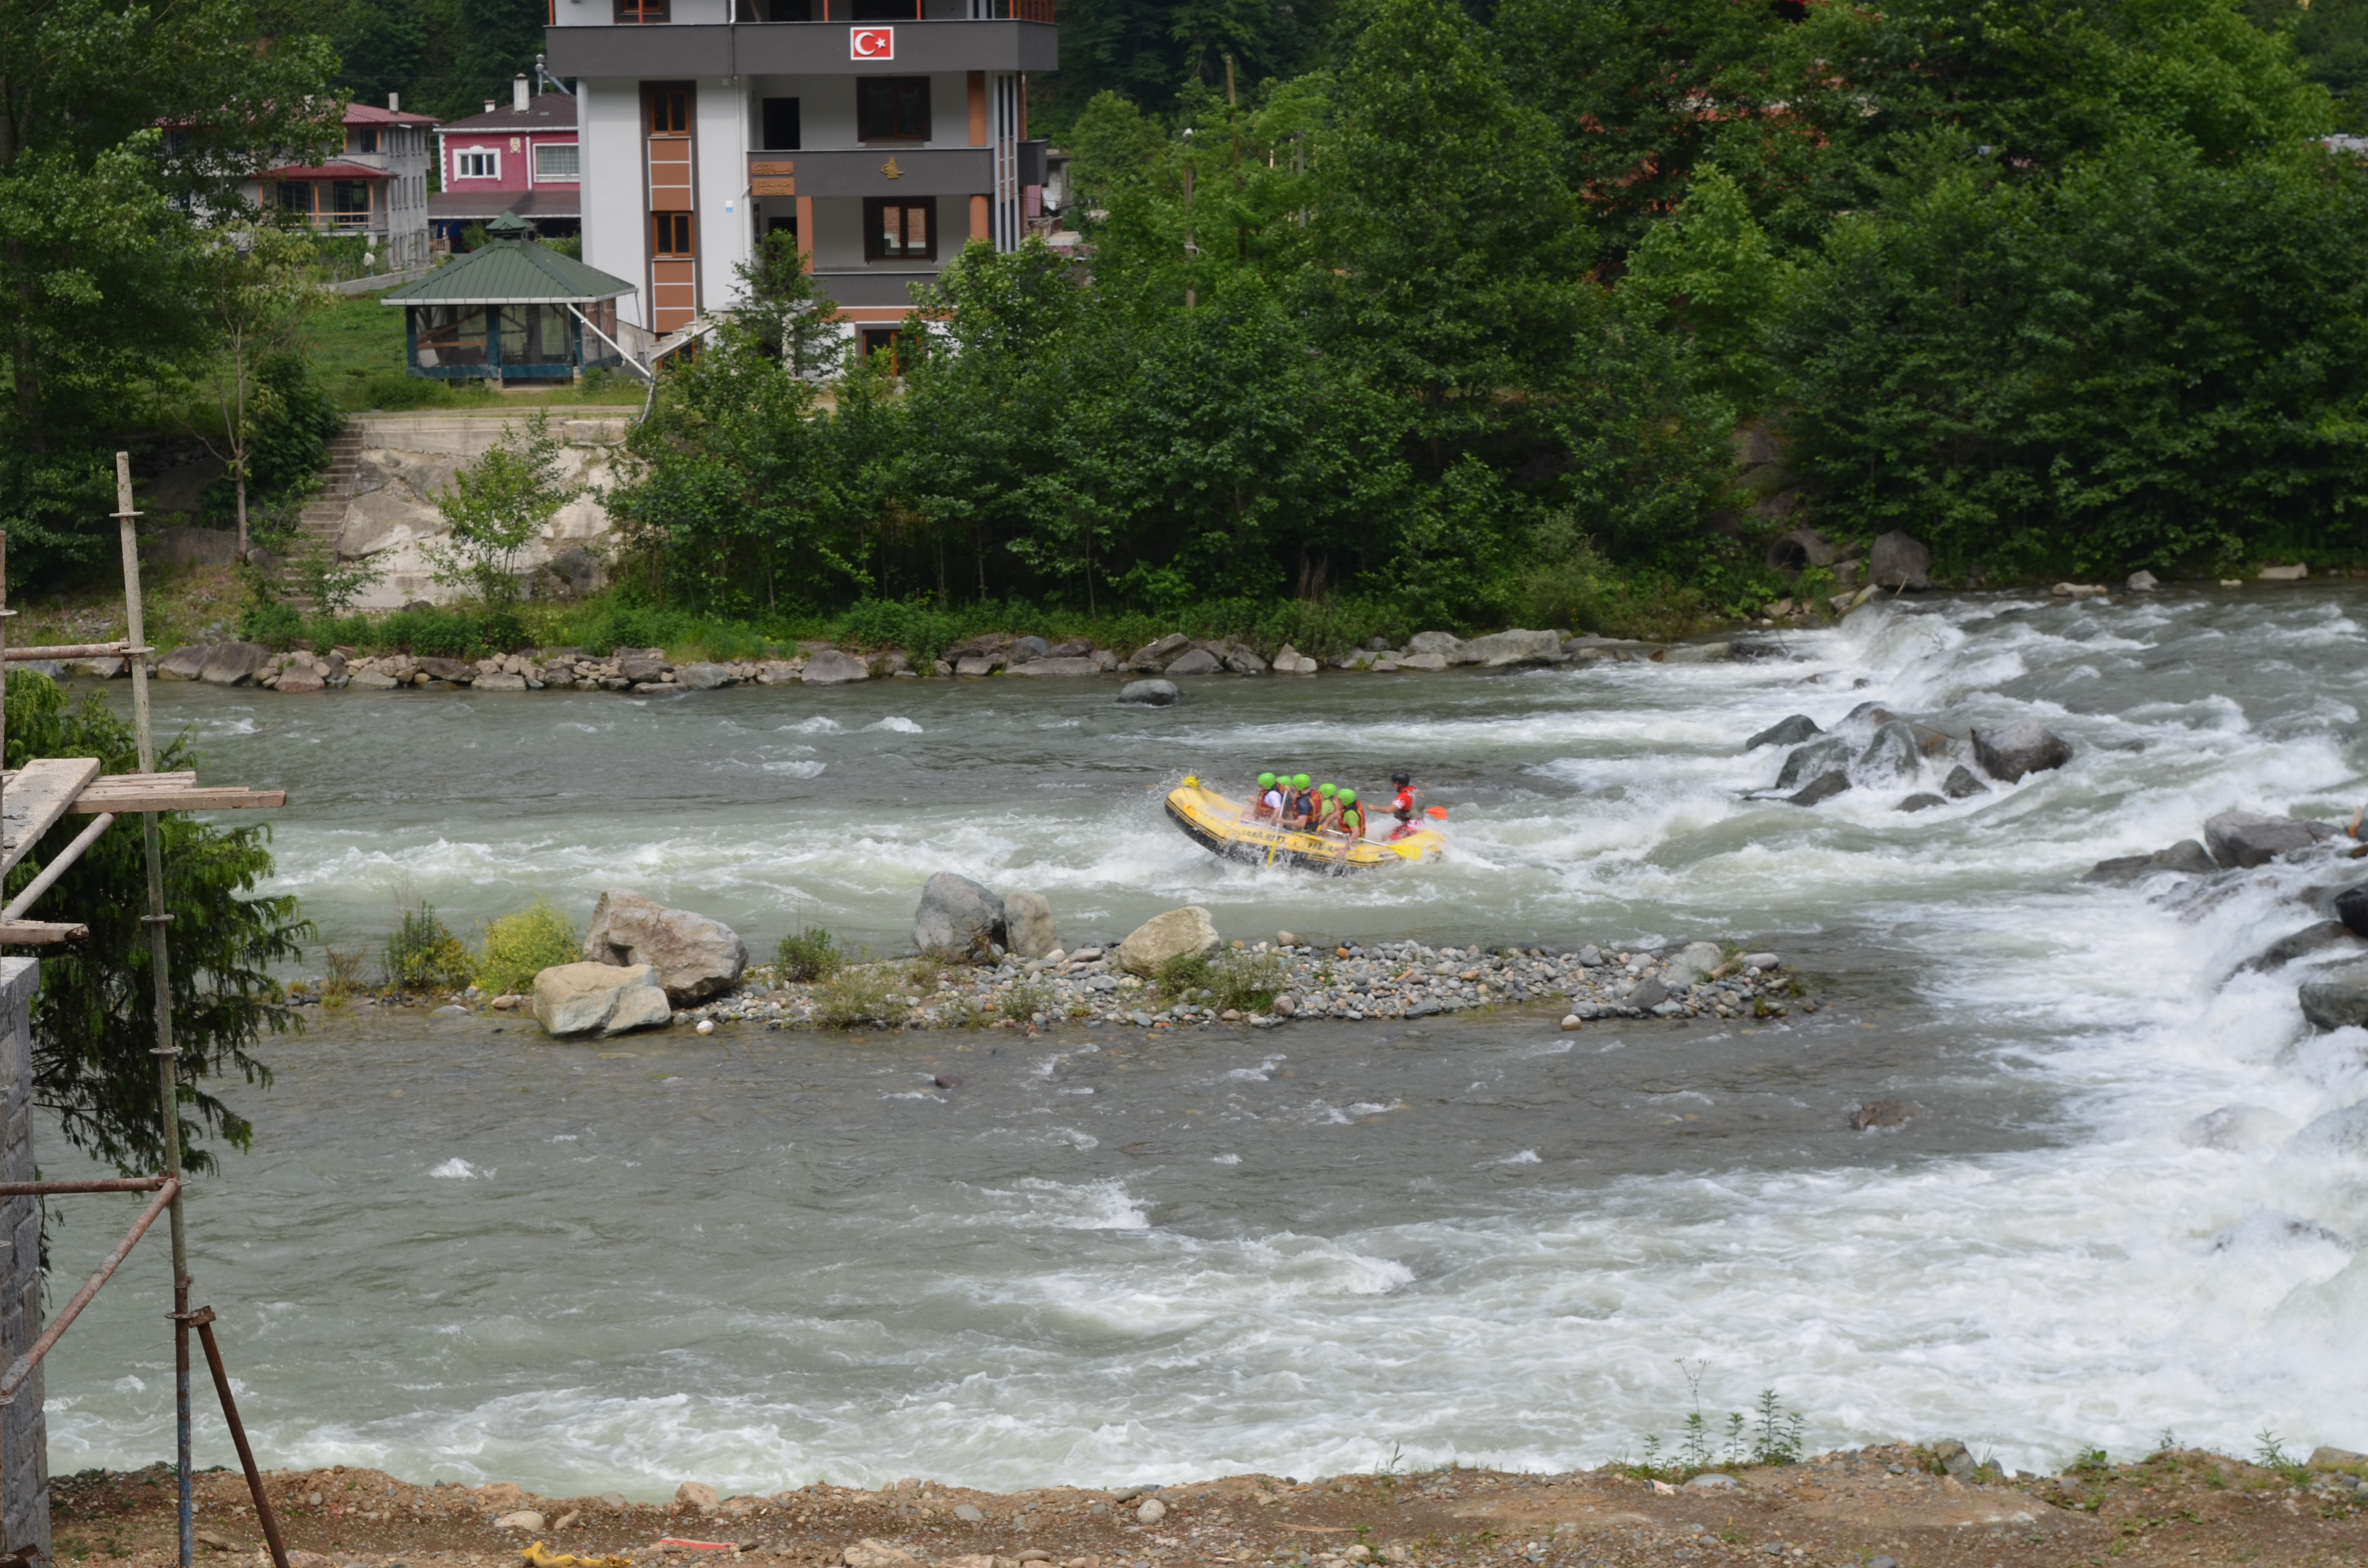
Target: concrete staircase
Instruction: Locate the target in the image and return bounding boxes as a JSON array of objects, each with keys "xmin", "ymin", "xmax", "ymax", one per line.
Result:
[{"xmin": 273, "ymin": 424, "xmax": 364, "ymax": 612}]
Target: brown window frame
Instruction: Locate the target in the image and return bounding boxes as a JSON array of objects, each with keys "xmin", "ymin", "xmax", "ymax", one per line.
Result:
[
  {"xmin": 653, "ymin": 211, "xmax": 696, "ymax": 256},
  {"xmin": 644, "ymin": 83, "xmax": 692, "ymax": 134},
  {"xmin": 615, "ymin": 0, "xmax": 672, "ymax": 21},
  {"xmin": 857, "ymin": 77, "xmax": 931, "ymax": 141},
  {"xmin": 863, "ymin": 196, "xmax": 937, "ymax": 261}
]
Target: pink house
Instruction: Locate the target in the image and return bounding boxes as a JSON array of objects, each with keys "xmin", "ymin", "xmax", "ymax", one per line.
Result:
[{"xmin": 430, "ymin": 75, "xmax": 580, "ymax": 245}]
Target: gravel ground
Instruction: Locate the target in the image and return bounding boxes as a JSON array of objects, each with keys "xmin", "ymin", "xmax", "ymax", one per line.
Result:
[{"xmin": 52, "ymin": 1445, "xmax": 2368, "ymax": 1568}]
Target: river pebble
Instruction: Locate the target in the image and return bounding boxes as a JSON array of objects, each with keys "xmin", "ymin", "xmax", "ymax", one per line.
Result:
[{"xmin": 664, "ymin": 942, "xmax": 1799, "ymax": 1034}]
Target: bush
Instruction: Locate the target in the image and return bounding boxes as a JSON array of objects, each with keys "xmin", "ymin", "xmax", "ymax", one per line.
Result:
[
  {"xmin": 238, "ymin": 600, "xmax": 307, "ymax": 649},
  {"xmin": 1159, "ymin": 946, "xmax": 1283, "ymax": 1012},
  {"xmin": 473, "ymin": 896, "xmax": 582, "ymax": 995},
  {"xmin": 776, "ymin": 925, "xmax": 841, "ymax": 983},
  {"xmin": 811, "ymin": 962, "xmax": 912, "ymax": 1028},
  {"xmin": 384, "ymin": 904, "xmax": 471, "ymax": 993}
]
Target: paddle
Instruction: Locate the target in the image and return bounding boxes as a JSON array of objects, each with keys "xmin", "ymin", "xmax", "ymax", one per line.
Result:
[{"xmin": 1425, "ymin": 806, "xmax": 1448, "ymax": 819}]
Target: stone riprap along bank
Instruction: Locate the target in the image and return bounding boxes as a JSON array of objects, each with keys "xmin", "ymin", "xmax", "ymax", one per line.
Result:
[
  {"xmin": 654, "ymin": 938, "xmax": 1803, "ymax": 1034},
  {"xmin": 65, "ymin": 627, "xmax": 1735, "ymax": 695}
]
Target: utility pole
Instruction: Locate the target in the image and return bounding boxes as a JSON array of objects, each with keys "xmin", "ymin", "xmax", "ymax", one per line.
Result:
[
  {"xmin": 1183, "ymin": 159, "xmax": 1196, "ymax": 309},
  {"xmin": 1226, "ymin": 55, "xmax": 1245, "ymax": 261}
]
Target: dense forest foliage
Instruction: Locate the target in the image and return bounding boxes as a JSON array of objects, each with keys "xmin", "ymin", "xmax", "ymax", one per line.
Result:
[{"xmin": 594, "ymin": 0, "xmax": 2368, "ymax": 627}]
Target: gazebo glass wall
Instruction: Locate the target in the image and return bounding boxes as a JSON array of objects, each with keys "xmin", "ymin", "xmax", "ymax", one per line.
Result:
[{"xmin": 405, "ymin": 301, "xmax": 622, "ymax": 380}]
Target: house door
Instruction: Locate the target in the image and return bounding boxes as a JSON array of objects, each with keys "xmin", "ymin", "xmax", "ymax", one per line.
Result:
[{"xmin": 644, "ymin": 82, "xmax": 697, "ymax": 332}]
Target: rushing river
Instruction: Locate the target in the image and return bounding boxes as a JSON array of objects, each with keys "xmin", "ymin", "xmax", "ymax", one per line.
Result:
[{"xmin": 35, "ymin": 588, "xmax": 2368, "ymax": 1493}]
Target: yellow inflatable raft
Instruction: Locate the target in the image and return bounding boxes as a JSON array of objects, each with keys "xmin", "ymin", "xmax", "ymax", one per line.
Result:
[{"xmin": 1164, "ymin": 778, "xmax": 1447, "ymax": 872}]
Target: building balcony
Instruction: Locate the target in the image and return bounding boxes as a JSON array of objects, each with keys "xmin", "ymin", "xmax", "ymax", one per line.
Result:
[{"xmin": 544, "ymin": 16, "xmax": 1055, "ymax": 75}]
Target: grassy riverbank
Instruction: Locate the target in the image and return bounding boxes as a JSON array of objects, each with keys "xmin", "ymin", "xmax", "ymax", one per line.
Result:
[{"xmin": 50, "ymin": 1444, "xmax": 2368, "ymax": 1568}]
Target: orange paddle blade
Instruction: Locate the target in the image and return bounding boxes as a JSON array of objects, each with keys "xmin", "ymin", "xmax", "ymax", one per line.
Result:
[{"xmin": 1426, "ymin": 806, "xmax": 1449, "ymax": 819}]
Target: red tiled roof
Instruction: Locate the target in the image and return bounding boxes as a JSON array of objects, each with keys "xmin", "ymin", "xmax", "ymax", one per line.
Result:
[
  {"xmin": 266, "ymin": 160, "xmax": 393, "ymax": 180},
  {"xmin": 345, "ymin": 102, "xmax": 440, "ymax": 126}
]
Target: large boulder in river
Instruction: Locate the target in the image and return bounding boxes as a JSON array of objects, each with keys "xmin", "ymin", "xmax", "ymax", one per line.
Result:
[
  {"xmin": 1116, "ymin": 906, "xmax": 1221, "ymax": 978},
  {"xmin": 1126, "ymin": 633, "xmax": 1191, "ymax": 672},
  {"xmin": 1941, "ymin": 765, "xmax": 1988, "ymax": 799},
  {"xmin": 1116, "ymin": 678, "xmax": 1179, "ymax": 707},
  {"xmin": 914, "ymin": 872, "xmax": 1006, "ymax": 960},
  {"xmin": 2299, "ymin": 966, "xmax": 2368, "ymax": 1031},
  {"xmin": 584, "ymin": 890, "xmax": 748, "ymax": 1003},
  {"xmin": 2336, "ymin": 884, "xmax": 2368, "ymax": 938},
  {"xmin": 533, "ymin": 961, "xmax": 673, "ymax": 1038},
  {"xmin": 1746, "ymin": 714, "xmax": 1822, "ymax": 751},
  {"xmin": 2243, "ymin": 920, "xmax": 2363, "ymax": 972},
  {"xmin": 199, "ymin": 641, "xmax": 274, "ymax": 686},
  {"xmin": 157, "ymin": 645, "xmax": 211, "ymax": 680},
  {"xmin": 802, "ymin": 649, "xmax": 870, "ymax": 685},
  {"xmin": 1775, "ymin": 735, "xmax": 1851, "ymax": 791},
  {"xmin": 2083, "ymin": 840, "xmax": 2216, "ymax": 886},
  {"xmin": 1855, "ymin": 720, "xmax": 1922, "ymax": 784},
  {"xmin": 1787, "ymin": 770, "xmax": 1852, "ymax": 807},
  {"xmin": 1870, "ymin": 531, "xmax": 1933, "ymax": 590},
  {"xmin": 1404, "ymin": 632, "xmax": 1465, "ymax": 657},
  {"xmin": 2204, "ymin": 811, "xmax": 2325, "ymax": 870},
  {"xmin": 1459, "ymin": 629, "xmax": 1565, "ymax": 667},
  {"xmin": 1971, "ymin": 721, "xmax": 2072, "ymax": 782},
  {"xmin": 1004, "ymin": 889, "xmax": 1059, "ymax": 959},
  {"xmin": 1164, "ymin": 647, "xmax": 1222, "ymax": 676}
]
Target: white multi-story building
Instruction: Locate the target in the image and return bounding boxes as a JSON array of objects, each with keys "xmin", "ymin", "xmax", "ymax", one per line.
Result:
[{"xmin": 544, "ymin": 0, "xmax": 1054, "ymax": 353}]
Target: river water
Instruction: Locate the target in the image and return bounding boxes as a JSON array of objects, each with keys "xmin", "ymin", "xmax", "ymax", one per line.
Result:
[{"xmin": 35, "ymin": 589, "xmax": 2368, "ymax": 1493}]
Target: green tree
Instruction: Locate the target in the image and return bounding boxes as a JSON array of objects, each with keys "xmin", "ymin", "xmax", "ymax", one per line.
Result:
[
  {"xmin": 429, "ymin": 412, "xmax": 582, "ymax": 606},
  {"xmin": 190, "ymin": 222, "xmax": 321, "ymax": 561},
  {"xmin": 3, "ymin": 671, "xmax": 308, "ymax": 1176}
]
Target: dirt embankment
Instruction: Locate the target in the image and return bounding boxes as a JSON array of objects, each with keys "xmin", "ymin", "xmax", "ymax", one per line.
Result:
[{"xmin": 53, "ymin": 1444, "xmax": 2368, "ymax": 1568}]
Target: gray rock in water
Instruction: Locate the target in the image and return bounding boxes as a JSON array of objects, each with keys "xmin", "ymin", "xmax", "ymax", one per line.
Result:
[
  {"xmin": 2337, "ymin": 884, "xmax": 2368, "ymax": 937},
  {"xmin": 1870, "ymin": 530, "xmax": 1932, "ymax": 590},
  {"xmin": 1775, "ymin": 736, "xmax": 1852, "ymax": 791},
  {"xmin": 585, "ymin": 889, "xmax": 749, "ymax": 1003},
  {"xmin": 1855, "ymin": 719, "xmax": 1923, "ymax": 784},
  {"xmin": 2243, "ymin": 921, "xmax": 2362, "ymax": 972},
  {"xmin": 1971, "ymin": 720, "xmax": 2072, "ymax": 782},
  {"xmin": 1009, "ymin": 635, "xmax": 1052, "ymax": 665},
  {"xmin": 1116, "ymin": 678, "xmax": 1179, "ymax": 706},
  {"xmin": 1896, "ymin": 793, "xmax": 1948, "ymax": 812},
  {"xmin": 617, "ymin": 651, "xmax": 666, "ymax": 684},
  {"xmin": 2299, "ymin": 966, "xmax": 2368, "ymax": 1030},
  {"xmin": 1126, "ymin": 632, "xmax": 1190, "ymax": 672},
  {"xmin": 802, "ymin": 648, "xmax": 871, "ymax": 685},
  {"xmin": 1404, "ymin": 631, "xmax": 1464, "ymax": 656},
  {"xmin": 1627, "ymin": 977, "xmax": 1670, "ymax": 1010},
  {"xmin": 1660, "ymin": 641, "xmax": 1733, "ymax": 664},
  {"xmin": 2180, "ymin": 1103, "xmax": 2293, "ymax": 1152},
  {"xmin": 157, "ymin": 645, "xmax": 212, "ymax": 680},
  {"xmin": 1850, "ymin": 1098, "xmax": 1914, "ymax": 1130},
  {"xmin": 1577, "ymin": 945, "xmax": 1603, "ymax": 967},
  {"xmin": 1786, "ymin": 769, "xmax": 1852, "ymax": 807},
  {"xmin": 1164, "ymin": 648, "xmax": 1222, "ymax": 676},
  {"xmin": 2294, "ymin": 1097, "xmax": 2368, "ymax": 1153},
  {"xmin": 198, "ymin": 640, "xmax": 274, "ymax": 686},
  {"xmin": 1005, "ymin": 656, "xmax": 1102, "ymax": 678},
  {"xmin": 674, "ymin": 662, "xmax": 734, "ymax": 690},
  {"xmin": 2083, "ymin": 839, "xmax": 2218, "ymax": 886},
  {"xmin": 914, "ymin": 872, "xmax": 1006, "ymax": 960},
  {"xmin": 2127, "ymin": 570, "xmax": 2160, "ymax": 592},
  {"xmin": 1004, "ymin": 889, "xmax": 1059, "ymax": 960},
  {"xmin": 1941, "ymin": 764, "xmax": 1988, "ymax": 799},
  {"xmin": 2205, "ymin": 810, "xmax": 2323, "ymax": 870},
  {"xmin": 1459, "ymin": 629, "xmax": 1565, "ymax": 667},
  {"xmin": 532, "ymin": 961, "xmax": 673, "ymax": 1039},
  {"xmin": 1746, "ymin": 714, "xmax": 1822, "ymax": 751}
]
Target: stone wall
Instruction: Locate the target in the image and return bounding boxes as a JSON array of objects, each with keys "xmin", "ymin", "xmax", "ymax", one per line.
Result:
[
  {"xmin": 0, "ymin": 956, "xmax": 46, "ymax": 1562},
  {"xmin": 339, "ymin": 413, "xmax": 628, "ymax": 610}
]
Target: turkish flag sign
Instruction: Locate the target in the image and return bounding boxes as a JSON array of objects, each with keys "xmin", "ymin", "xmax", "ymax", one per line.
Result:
[{"xmin": 851, "ymin": 25, "xmax": 893, "ymax": 58}]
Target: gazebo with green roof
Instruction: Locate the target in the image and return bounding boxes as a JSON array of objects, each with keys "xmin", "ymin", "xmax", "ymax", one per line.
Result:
[{"xmin": 384, "ymin": 213, "xmax": 637, "ymax": 382}]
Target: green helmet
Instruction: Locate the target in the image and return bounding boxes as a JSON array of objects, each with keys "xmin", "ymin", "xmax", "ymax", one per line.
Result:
[
  {"xmin": 1294, "ymin": 773, "xmax": 1311, "ymax": 789},
  {"xmin": 1319, "ymin": 783, "xmax": 1337, "ymax": 798},
  {"xmin": 1339, "ymin": 788, "xmax": 1357, "ymax": 805},
  {"xmin": 1258, "ymin": 772, "xmax": 1277, "ymax": 789}
]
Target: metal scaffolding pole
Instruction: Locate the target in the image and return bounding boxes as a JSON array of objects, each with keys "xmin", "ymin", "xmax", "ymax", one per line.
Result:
[{"xmin": 113, "ymin": 452, "xmax": 192, "ymax": 1568}]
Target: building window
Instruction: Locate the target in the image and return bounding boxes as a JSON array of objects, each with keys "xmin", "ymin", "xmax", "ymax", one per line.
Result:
[
  {"xmin": 858, "ymin": 327, "xmax": 901, "ymax": 371},
  {"xmin": 615, "ymin": 0, "xmax": 671, "ymax": 19},
  {"xmin": 274, "ymin": 181, "xmax": 313, "ymax": 215},
  {"xmin": 858, "ymin": 77, "xmax": 930, "ymax": 141},
  {"xmin": 534, "ymin": 143, "xmax": 580, "ymax": 180},
  {"xmin": 330, "ymin": 180, "xmax": 373, "ymax": 226},
  {"xmin": 646, "ymin": 86, "xmax": 691, "ymax": 134},
  {"xmin": 863, "ymin": 197, "xmax": 935, "ymax": 260},
  {"xmin": 762, "ymin": 97, "xmax": 800, "ymax": 151},
  {"xmin": 454, "ymin": 149, "xmax": 498, "ymax": 179},
  {"xmin": 349, "ymin": 127, "xmax": 379, "ymax": 154},
  {"xmin": 654, "ymin": 212, "xmax": 695, "ymax": 255}
]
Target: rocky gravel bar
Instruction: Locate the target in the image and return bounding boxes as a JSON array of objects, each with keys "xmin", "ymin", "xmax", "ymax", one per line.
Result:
[
  {"xmin": 637, "ymin": 938, "xmax": 1810, "ymax": 1035},
  {"xmin": 49, "ymin": 1443, "xmax": 2368, "ymax": 1568}
]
